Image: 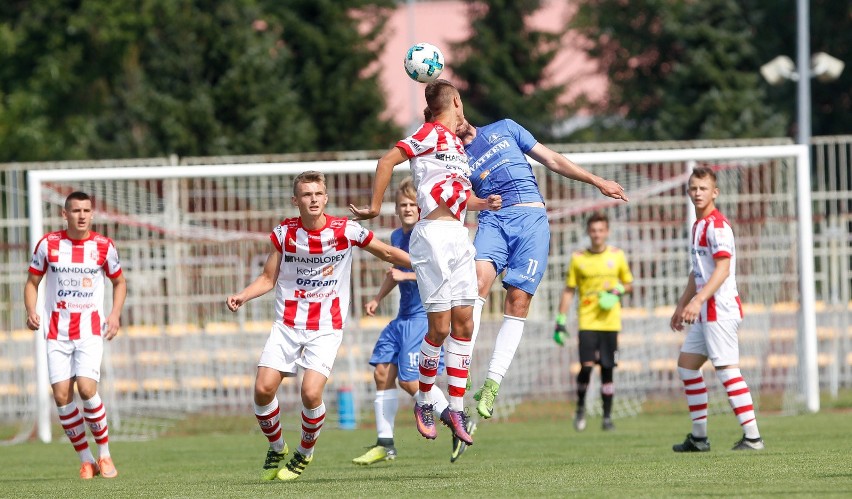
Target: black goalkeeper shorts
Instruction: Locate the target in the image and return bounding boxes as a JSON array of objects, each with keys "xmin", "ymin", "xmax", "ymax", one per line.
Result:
[{"xmin": 578, "ymin": 330, "xmax": 619, "ymax": 368}]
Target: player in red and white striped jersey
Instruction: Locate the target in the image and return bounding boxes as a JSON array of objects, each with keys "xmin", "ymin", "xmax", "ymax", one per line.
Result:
[
  {"xmin": 350, "ymin": 80, "xmax": 500, "ymax": 450},
  {"xmin": 670, "ymin": 166, "xmax": 764, "ymax": 452},
  {"xmin": 227, "ymin": 171, "xmax": 411, "ymax": 481},
  {"xmin": 24, "ymin": 191, "xmax": 126, "ymax": 479}
]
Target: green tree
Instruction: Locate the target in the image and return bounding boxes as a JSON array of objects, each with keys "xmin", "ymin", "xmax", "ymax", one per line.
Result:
[
  {"xmin": 570, "ymin": 0, "xmax": 787, "ymax": 141},
  {"xmin": 86, "ymin": 0, "xmax": 315, "ymax": 158},
  {"xmin": 0, "ymin": 0, "xmax": 401, "ymax": 161},
  {"xmin": 452, "ymin": 0, "xmax": 566, "ymax": 140},
  {"xmin": 263, "ymin": 0, "xmax": 401, "ymax": 151}
]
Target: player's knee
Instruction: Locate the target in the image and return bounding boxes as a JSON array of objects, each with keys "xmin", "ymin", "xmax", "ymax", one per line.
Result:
[
  {"xmin": 254, "ymin": 382, "xmax": 278, "ymax": 403},
  {"xmin": 577, "ymin": 365, "xmax": 593, "ymax": 383},
  {"xmin": 600, "ymin": 367, "xmax": 614, "ymax": 385},
  {"xmin": 373, "ymin": 365, "xmax": 392, "ymax": 387}
]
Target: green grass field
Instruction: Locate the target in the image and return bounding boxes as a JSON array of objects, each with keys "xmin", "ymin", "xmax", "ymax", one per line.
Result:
[{"xmin": 2, "ymin": 409, "xmax": 851, "ymax": 498}]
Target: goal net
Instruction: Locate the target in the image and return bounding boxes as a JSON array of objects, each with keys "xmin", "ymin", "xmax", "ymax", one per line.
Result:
[{"xmin": 8, "ymin": 145, "xmax": 816, "ymax": 443}]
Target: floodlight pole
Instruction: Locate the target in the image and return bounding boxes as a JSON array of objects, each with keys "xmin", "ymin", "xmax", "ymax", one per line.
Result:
[{"xmin": 795, "ymin": 0, "xmax": 820, "ymax": 413}]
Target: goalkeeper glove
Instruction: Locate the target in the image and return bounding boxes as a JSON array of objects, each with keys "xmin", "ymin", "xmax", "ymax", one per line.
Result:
[
  {"xmin": 598, "ymin": 283, "xmax": 626, "ymax": 311},
  {"xmin": 553, "ymin": 313, "xmax": 567, "ymax": 346}
]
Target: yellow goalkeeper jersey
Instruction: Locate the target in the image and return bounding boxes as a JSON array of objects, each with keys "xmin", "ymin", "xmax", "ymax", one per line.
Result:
[{"xmin": 565, "ymin": 246, "xmax": 634, "ymax": 332}]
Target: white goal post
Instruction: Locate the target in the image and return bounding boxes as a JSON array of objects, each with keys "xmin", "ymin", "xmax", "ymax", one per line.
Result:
[{"xmin": 25, "ymin": 144, "xmax": 817, "ymax": 443}]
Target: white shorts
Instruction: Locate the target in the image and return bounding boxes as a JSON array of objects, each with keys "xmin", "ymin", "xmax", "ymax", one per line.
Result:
[
  {"xmin": 47, "ymin": 335, "xmax": 104, "ymax": 384},
  {"xmin": 409, "ymin": 219, "xmax": 478, "ymax": 313},
  {"xmin": 680, "ymin": 319, "xmax": 741, "ymax": 367},
  {"xmin": 258, "ymin": 321, "xmax": 343, "ymax": 378}
]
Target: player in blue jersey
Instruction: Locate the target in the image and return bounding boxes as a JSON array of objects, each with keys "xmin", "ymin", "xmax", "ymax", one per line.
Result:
[
  {"xmin": 352, "ymin": 177, "xmax": 475, "ymax": 465},
  {"xmin": 456, "ymin": 118, "xmax": 628, "ymax": 418}
]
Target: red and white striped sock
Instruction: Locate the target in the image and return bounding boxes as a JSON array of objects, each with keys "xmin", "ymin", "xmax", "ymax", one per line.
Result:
[
  {"xmin": 677, "ymin": 367, "xmax": 708, "ymax": 438},
  {"xmin": 254, "ymin": 397, "xmax": 285, "ymax": 453},
  {"xmin": 717, "ymin": 368, "xmax": 760, "ymax": 439},
  {"xmin": 82, "ymin": 393, "xmax": 110, "ymax": 458},
  {"xmin": 444, "ymin": 334, "xmax": 472, "ymax": 411},
  {"xmin": 58, "ymin": 402, "xmax": 95, "ymax": 463},
  {"xmin": 416, "ymin": 336, "xmax": 442, "ymax": 405},
  {"xmin": 297, "ymin": 403, "xmax": 326, "ymax": 457}
]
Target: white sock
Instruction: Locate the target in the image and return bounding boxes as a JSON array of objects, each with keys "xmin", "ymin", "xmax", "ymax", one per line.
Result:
[
  {"xmin": 374, "ymin": 389, "xmax": 398, "ymax": 440},
  {"xmin": 471, "ymin": 297, "xmax": 486, "ymax": 347},
  {"xmin": 486, "ymin": 315, "xmax": 526, "ymax": 384},
  {"xmin": 430, "ymin": 386, "xmax": 450, "ymax": 415}
]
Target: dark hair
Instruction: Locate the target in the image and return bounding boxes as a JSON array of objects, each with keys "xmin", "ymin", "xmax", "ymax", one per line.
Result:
[
  {"xmin": 292, "ymin": 170, "xmax": 326, "ymax": 196},
  {"xmin": 64, "ymin": 191, "xmax": 92, "ymax": 210},
  {"xmin": 425, "ymin": 79, "xmax": 457, "ymax": 116},
  {"xmin": 423, "ymin": 106, "xmax": 433, "ymax": 123},
  {"xmin": 690, "ymin": 165, "xmax": 717, "ymax": 184},
  {"xmin": 586, "ymin": 211, "xmax": 609, "ymax": 229}
]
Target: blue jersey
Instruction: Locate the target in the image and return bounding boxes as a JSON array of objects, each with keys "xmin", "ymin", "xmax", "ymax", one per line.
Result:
[
  {"xmin": 464, "ymin": 119, "xmax": 544, "ymax": 208},
  {"xmin": 390, "ymin": 228, "xmax": 426, "ymax": 318}
]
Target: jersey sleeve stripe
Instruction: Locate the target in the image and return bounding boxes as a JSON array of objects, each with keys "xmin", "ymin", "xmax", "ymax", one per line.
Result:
[
  {"xmin": 270, "ymin": 232, "xmax": 283, "ymax": 253},
  {"xmin": 396, "ymin": 141, "xmax": 416, "ymax": 158},
  {"xmin": 354, "ymin": 231, "xmax": 373, "ymax": 248}
]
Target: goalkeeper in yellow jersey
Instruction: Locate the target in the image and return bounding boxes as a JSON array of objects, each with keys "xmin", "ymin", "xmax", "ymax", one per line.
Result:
[{"xmin": 554, "ymin": 212, "xmax": 633, "ymax": 431}]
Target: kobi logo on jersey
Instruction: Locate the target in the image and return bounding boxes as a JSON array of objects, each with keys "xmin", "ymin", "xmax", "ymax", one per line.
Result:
[
  {"xmin": 58, "ymin": 277, "xmax": 80, "ymax": 287},
  {"xmin": 487, "ymin": 133, "xmax": 502, "ymax": 144},
  {"xmin": 330, "ymin": 219, "xmax": 346, "ymax": 229}
]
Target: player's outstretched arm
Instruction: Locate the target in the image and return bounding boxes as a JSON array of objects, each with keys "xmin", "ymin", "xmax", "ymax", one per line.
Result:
[
  {"xmin": 349, "ymin": 147, "xmax": 407, "ymax": 220},
  {"xmin": 365, "ymin": 269, "xmax": 398, "ymax": 317},
  {"xmin": 24, "ymin": 273, "xmax": 43, "ymax": 331},
  {"xmin": 467, "ymin": 194, "xmax": 502, "ymax": 211},
  {"xmin": 227, "ymin": 250, "xmax": 281, "ymax": 312},
  {"xmin": 528, "ymin": 143, "xmax": 628, "ymax": 202},
  {"xmin": 105, "ymin": 273, "xmax": 127, "ymax": 340},
  {"xmin": 363, "ymin": 238, "xmax": 411, "ymax": 269}
]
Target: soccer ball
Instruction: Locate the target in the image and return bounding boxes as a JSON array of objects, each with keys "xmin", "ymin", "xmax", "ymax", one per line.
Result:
[{"xmin": 404, "ymin": 42, "xmax": 445, "ymax": 83}]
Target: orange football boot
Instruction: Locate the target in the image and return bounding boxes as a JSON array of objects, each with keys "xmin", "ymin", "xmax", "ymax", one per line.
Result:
[{"xmin": 98, "ymin": 456, "xmax": 118, "ymax": 478}]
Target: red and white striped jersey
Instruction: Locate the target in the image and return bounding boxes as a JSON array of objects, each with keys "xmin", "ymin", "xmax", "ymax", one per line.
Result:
[
  {"xmin": 690, "ymin": 209, "xmax": 743, "ymax": 322},
  {"xmin": 270, "ymin": 215, "xmax": 373, "ymax": 331},
  {"xmin": 396, "ymin": 122, "xmax": 472, "ymax": 221},
  {"xmin": 29, "ymin": 230, "xmax": 122, "ymax": 341}
]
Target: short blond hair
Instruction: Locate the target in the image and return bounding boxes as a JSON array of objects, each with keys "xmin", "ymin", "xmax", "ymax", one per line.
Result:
[
  {"xmin": 292, "ymin": 170, "xmax": 326, "ymax": 196},
  {"xmin": 397, "ymin": 177, "xmax": 416, "ymax": 202}
]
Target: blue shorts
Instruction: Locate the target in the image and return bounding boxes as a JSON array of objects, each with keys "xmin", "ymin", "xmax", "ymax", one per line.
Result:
[
  {"xmin": 368, "ymin": 315, "xmax": 444, "ymax": 382},
  {"xmin": 474, "ymin": 206, "xmax": 550, "ymax": 295}
]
